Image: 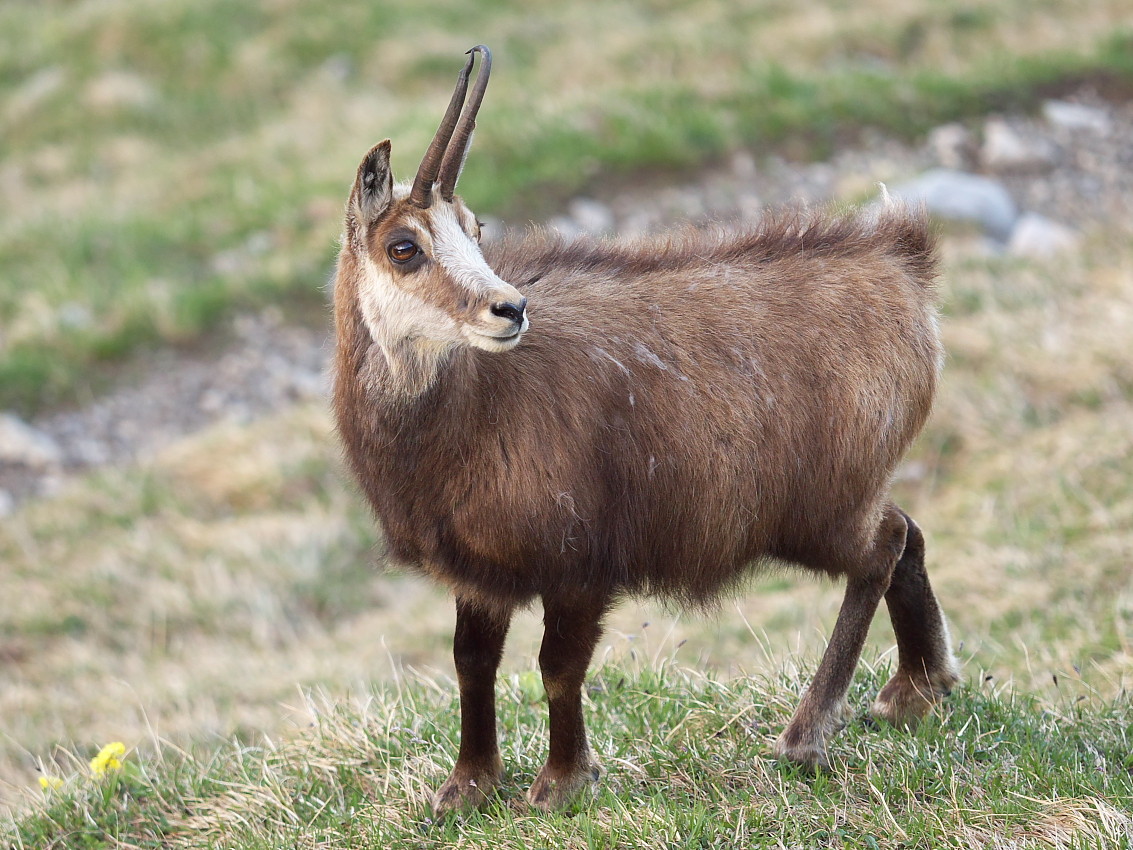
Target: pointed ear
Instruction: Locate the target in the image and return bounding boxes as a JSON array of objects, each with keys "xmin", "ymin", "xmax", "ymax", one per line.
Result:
[{"xmin": 350, "ymin": 140, "xmax": 393, "ymax": 230}]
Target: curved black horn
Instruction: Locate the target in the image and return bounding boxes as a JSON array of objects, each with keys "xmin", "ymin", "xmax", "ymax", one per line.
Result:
[
  {"xmin": 438, "ymin": 45, "xmax": 492, "ymax": 202},
  {"xmin": 408, "ymin": 51, "xmax": 476, "ymax": 208}
]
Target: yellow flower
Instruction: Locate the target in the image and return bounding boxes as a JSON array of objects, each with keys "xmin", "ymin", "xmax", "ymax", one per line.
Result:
[
  {"xmin": 89, "ymin": 742, "xmax": 127, "ymax": 776},
  {"xmin": 38, "ymin": 775, "xmax": 63, "ymax": 790}
]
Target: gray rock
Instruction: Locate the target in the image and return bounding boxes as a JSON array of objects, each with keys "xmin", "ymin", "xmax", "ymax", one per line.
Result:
[
  {"xmin": 0, "ymin": 413, "xmax": 63, "ymax": 470},
  {"xmin": 567, "ymin": 198, "xmax": 615, "ymax": 235},
  {"xmin": 0, "ymin": 488, "xmax": 12, "ymax": 518},
  {"xmin": 1007, "ymin": 212, "xmax": 1081, "ymax": 258},
  {"xmin": 478, "ymin": 215, "xmax": 505, "ymax": 243},
  {"xmin": 980, "ymin": 117, "xmax": 1057, "ymax": 173},
  {"xmin": 886, "ymin": 169, "xmax": 1019, "ymax": 240},
  {"xmin": 730, "ymin": 150, "xmax": 757, "ymax": 179},
  {"xmin": 545, "ymin": 215, "xmax": 583, "ymax": 239},
  {"xmin": 1043, "ymin": 100, "xmax": 1111, "ymax": 134},
  {"xmin": 736, "ymin": 192, "xmax": 763, "ymax": 221},
  {"xmin": 618, "ymin": 209, "xmax": 656, "ymax": 238},
  {"xmin": 927, "ymin": 123, "xmax": 975, "ymax": 170}
]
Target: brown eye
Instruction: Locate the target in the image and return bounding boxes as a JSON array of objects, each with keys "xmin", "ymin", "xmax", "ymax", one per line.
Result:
[{"xmin": 387, "ymin": 240, "xmax": 420, "ymax": 264}]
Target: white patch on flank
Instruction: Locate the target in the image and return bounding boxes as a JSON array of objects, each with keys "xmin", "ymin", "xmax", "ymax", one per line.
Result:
[
  {"xmin": 633, "ymin": 342, "xmax": 668, "ymax": 371},
  {"xmin": 592, "ymin": 346, "xmax": 631, "ymax": 376}
]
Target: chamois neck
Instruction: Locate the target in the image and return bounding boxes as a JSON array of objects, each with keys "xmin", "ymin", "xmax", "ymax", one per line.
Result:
[
  {"xmin": 375, "ymin": 336, "xmax": 458, "ymax": 402},
  {"xmin": 335, "ymin": 293, "xmax": 458, "ymax": 406}
]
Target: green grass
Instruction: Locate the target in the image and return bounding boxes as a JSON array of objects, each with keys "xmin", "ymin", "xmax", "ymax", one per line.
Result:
[
  {"xmin": 2, "ymin": 1, "xmax": 1133, "ymax": 413},
  {"xmin": 7, "ymin": 664, "xmax": 1132, "ymax": 849}
]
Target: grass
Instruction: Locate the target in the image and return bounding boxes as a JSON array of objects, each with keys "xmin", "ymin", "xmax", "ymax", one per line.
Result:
[
  {"xmin": 6, "ymin": 664, "xmax": 1132, "ymax": 849},
  {"xmin": 2, "ymin": 0, "xmax": 1133, "ymax": 412}
]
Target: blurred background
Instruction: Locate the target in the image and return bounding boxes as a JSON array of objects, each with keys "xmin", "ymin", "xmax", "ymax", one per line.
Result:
[{"xmin": 1, "ymin": 0, "xmax": 1131, "ymax": 809}]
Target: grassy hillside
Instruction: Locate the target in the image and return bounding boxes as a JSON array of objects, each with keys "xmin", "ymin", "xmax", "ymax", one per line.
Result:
[
  {"xmin": 4, "ymin": 1, "xmax": 1133, "ymax": 845},
  {"xmin": 2, "ymin": 0, "xmax": 1132, "ymax": 411},
  {"xmin": 8, "ymin": 665, "xmax": 1133, "ymax": 849},
  {"xmin": 2, "ymin": 224, "xmax": 1132, "ymax": 838}
]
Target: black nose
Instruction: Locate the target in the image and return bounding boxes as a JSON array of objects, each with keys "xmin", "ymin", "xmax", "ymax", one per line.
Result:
[{"xmin": 490, "ymin": 297, "xmax": 527, "ymax": 325}]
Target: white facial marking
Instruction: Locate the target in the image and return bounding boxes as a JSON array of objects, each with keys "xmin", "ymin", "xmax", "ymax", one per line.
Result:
[
  {"xmin": 426, "ymin": 204, "xmax": 528, "ymax": 351},
  {"xmin": 357, "ymin": 252, "xmax": 458, "ymax": 349},
  {"xmin": 430, "ymin": 204, "xmax": 507, "ymax": 298},
  {"xmin": 355, "ymin": 184, "xmax": 527, "ymax": 357}
]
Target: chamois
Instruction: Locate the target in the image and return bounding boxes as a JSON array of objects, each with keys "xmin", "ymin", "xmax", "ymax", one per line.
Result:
[{"xmin": 332, "ymin": 45, "xmax": 959, "ymax": 812}]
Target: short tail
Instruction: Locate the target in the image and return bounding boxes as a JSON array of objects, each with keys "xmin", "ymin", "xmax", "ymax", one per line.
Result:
[{"xmin": 877, "ymin": 205, "xmax": 938, "ymax": 285}]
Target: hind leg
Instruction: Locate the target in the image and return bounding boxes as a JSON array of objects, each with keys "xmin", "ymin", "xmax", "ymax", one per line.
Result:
[
  {"xmin": 774, "ymin": 505, "xmax": 908, "ymax": 768},
  {"xmin": 871, "ymin": 508, "xmax": 959, "ymax": 728}
]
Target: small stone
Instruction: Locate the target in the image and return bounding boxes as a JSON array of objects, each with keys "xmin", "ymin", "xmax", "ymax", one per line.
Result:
[
  {"xmin": 659, "ymin": 187, "xmax": 705, "ymax": 220},
  {"xmin": 545, "ymin": 215, "xmax": 582, "ymax": 239},
  {"xmin": 568, "ymin": 198, "xmax": 615, "ymax": 235},
  {"xmin": 0, "ymin": 413, "xmax": 63, "ymax": 470},
  {"xmin": 287, "ymin": 369, "xmax": 326, "ymax": 401},
  {"xmin": 319, "ymin": 53, "xmax": 354, "ymax": 83},
  {"xmin": 58, "ymin": 302, "xmax": 93, "ymax": 330},
  {"xmin": 199, "ymin": 388, "xmax": 226, "ymax": 413},
  {"xmin": 1042, "ymin": 100, "xmax": 1111, "ymax": 134},
  {"xmin": 37, "ymin": 474, "xmax": 65, "ymax": 499},
  {"xmin": 1007, "ymin": 213, "xmax": 1081, "ymax": 258},
  {"xmin": 0, "ymin": 489, "xmax": 13, "ymax": 518},
  {"xmin": 478, "ymin": 215, "xmax": 505, "ymax": 243},
  {"xmin": 730, "ymin": 150, "xmax": 757, "ymax": 179},
  {"xmin": 980, "ymin": 117, "xmax": 1057, "ymax": 173},
  {"xmin": 736, "ymin": 192, "xmax": 763, "ymax": 221},
  {"xmin": 886, "ymin": 169, "xmax": 1019, "ymax": 240},
  {"xmin": 927, "ymin": 123, "xmax": 975, "ymax": 170},
  {"xmin": 618, "ymin": 209, "xmax": 655, "ymax": 238}
]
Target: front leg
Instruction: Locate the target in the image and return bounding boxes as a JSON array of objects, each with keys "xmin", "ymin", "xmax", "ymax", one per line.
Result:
[
  {"xmin": 433, "ymin": 596, "xmax": 512, "ymax": 813},
  {"xmin": 527, "ymin": 593, "xmax": 607, "ymax": 810}
]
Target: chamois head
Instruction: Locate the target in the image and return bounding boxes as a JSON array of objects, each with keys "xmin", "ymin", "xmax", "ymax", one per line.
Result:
[{"xmin": 343, "ymin": 46, "xmax": 528, "ymax": 356}]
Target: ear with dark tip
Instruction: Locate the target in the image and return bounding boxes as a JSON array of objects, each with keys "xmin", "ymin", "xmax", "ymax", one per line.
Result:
[{"xmin": 350, "ymin": 140, "xmax": 394, "ymax": 231}]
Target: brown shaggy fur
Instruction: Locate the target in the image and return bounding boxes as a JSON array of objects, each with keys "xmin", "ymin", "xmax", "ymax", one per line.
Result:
[
  {"xmin": 338, "ymin": 211, "xmax": 939, "ymax": 606},
  {"xmin": 333, "ymin": 200, "xmax": 959, "ymax": 811}
]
